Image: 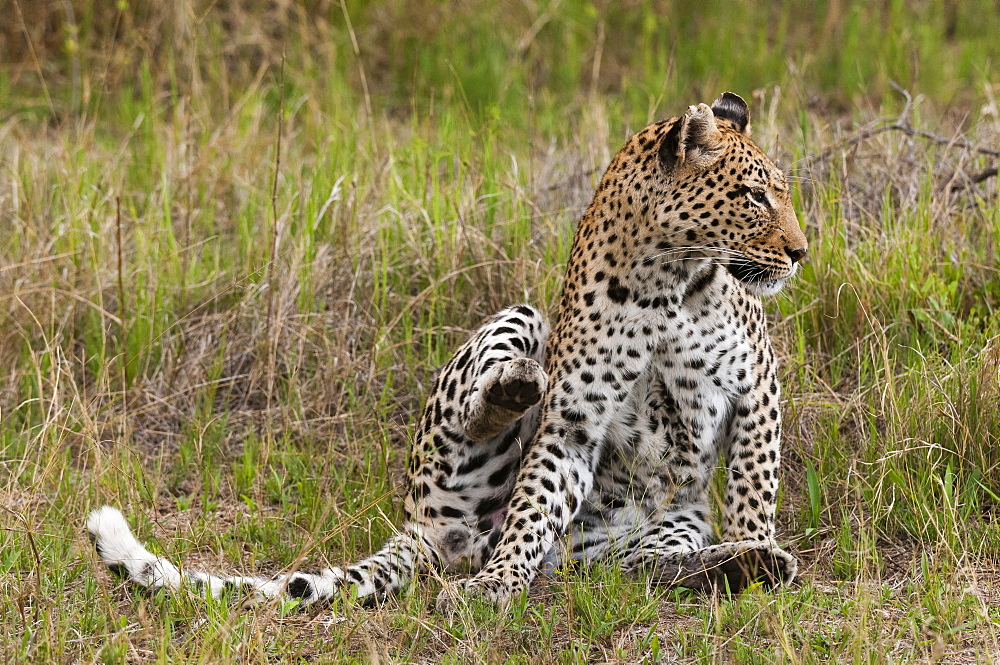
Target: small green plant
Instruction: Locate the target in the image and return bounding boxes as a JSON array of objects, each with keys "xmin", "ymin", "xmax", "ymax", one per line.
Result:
[{"xmin": 804, "ymin": 459, "xmax": 823, "ymax": 539}]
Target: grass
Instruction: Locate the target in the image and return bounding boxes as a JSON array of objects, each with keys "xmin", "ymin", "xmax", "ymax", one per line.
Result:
[{"xmin": 2, "ymin": 0, "xmax": 1000, "ymax": 662}]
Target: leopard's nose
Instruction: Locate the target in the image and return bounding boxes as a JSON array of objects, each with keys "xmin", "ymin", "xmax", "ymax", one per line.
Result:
[{"xmin": 785, "ymin": 246, "xmax": 807, "ymax": 263}]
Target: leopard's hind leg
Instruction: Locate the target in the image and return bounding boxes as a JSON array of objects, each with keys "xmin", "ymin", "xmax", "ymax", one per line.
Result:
[
  {"xmin": 281, "ymin": 305, "xmax": 550, "ymax": 605},
  {"xmin": 248, "ymin": 306, "xmax": 551, "ymax": 606},
  {"xmin": 89, "ymin": 306, "xmax": 550, "ymax": 607}
]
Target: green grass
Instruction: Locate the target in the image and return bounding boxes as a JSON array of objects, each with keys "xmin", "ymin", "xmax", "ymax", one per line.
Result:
[{"xmin": 3, "ymin": 1, "xmax": 1000, "ymax": 662}]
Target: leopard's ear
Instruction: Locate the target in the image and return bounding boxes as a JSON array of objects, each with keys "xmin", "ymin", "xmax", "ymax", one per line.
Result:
[
  {"xmin": 710, "ymin": 92, "xmax": 751, "ymax": 135},
  {"xmin": 659, "ymin": 103, "xmax": 726, "ymax": 173}
]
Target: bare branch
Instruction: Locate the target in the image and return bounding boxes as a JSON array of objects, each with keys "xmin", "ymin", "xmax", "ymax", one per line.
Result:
[
  {"xmin": 950, "ymin": 165, "xmax": 999, "ymax": 192},
  {"xmin": 801, "ymin": 122, "xmax": 1000, "ymax": 169}
]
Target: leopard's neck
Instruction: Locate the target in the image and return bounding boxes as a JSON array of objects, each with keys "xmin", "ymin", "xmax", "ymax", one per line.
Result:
[{"xmin": 556, "ymin": 204, "xmax": 720, "ymax": 325}]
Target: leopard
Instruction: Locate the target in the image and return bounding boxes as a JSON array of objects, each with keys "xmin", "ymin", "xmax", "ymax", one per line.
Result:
[{"xmin": 88, "ymin": 92, "xmax": 806, "ymax": 612}]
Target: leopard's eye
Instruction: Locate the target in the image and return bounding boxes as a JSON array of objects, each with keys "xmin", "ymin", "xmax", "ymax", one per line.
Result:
[{"xmin": 748, "ymin": 188, "xmax": 770, "ymax": 207}]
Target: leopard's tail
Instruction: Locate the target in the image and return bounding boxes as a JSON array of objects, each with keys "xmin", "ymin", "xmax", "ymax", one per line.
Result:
[{"xmin": 87, "ymin": 506, "xmax": 427, "ymax": 607}]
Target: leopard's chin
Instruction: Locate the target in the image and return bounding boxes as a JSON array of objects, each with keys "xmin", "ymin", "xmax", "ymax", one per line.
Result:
[
  {"xmin": 741, "ymin": 278, "xmax": 786, "ymax": 297},
  {"xmin": 725, "ymin": 260, "xmax": 796, "ymax": 296}
]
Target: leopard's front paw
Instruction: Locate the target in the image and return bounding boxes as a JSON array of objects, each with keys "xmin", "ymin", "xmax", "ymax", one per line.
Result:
[{"xmin": 647, "ymin": 541, "xmax": 798, "ymax": 593}]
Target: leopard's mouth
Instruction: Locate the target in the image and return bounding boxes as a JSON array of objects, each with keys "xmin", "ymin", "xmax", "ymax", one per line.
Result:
[{"xmin": 725, "ymin": 258, "xmax": 795, "ymax": 296}]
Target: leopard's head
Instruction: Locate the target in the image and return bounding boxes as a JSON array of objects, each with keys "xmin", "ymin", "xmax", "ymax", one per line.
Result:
[{"xmin": 653, "ymin": 92, "xmax": 807, "ymax": 296}]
